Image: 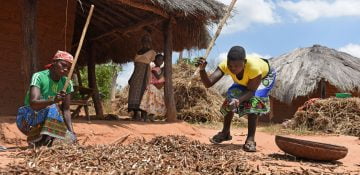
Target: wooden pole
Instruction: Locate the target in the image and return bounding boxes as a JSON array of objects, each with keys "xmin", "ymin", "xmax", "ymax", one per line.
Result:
[
  {"xmin": 110, "ymin": 65, "xmax": 119, "ymax": 101},
  {"xmin": 178, "ymin": 51, "xmax": 183, "ymax": 61},
  {"xmin": 75, "ymin": 67, "xmax": 83, "ymax": 87},
  {"xmin": 88, "ymin": 43, "xmax": 104, "ymax": 118},
  {"xmin": 22, "ymin": 0, "xmax": 38, "ymax": 86},
  {"xmin": 320, "ymin": 78, "xmax": 326, "ymax": 98},
  {"xmin": 190, "ymin": 0, "xmax": 237, "ymax": 80},
  {"xmin": 63, "ymin": 5, "xmax": 95, "ymax": 91},
  {"xmin": 163, "ymin": 18, "xmax": 177, "ymax": 122}
]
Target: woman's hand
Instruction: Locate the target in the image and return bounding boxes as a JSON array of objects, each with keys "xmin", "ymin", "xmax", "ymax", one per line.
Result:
[
  {"xmin": 229, "ymin": 98, "xmax": 240, "ymax": 112},
  {"xmin": 229, "ymin": 98, "xmax": 240, "ymax": 107},
  {"xmin": 196, "ymin": 57, "xmax": 207, "ymax": 70},
  {"xmin": 54, "ymin": 91, "xmax": 66, "ymax": 103}
]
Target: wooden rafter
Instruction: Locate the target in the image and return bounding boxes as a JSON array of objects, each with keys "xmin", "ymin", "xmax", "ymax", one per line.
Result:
[
  {"xmin": 92, "ymin": 17, "xmax": 164, "ymax": 41},
  {"xmin": 117, "ymin": 0, "xmax": 169, "ymax": 18},
  {"xmin": 93, "ymin": 1, "xmax": 133, "ymax": 26},
  {"xmin": 115, "ymin": 6, "xmax": 162, "ymax": 33}
]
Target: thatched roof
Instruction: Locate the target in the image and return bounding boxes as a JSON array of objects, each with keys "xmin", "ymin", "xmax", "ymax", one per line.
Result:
[
  {"xmin": 72, "ymin": 0, "xmax": 226, "ymax": 65},
  {"xmin": 270, "ymin": 45, "xmax": 360, "ymax": 103}
]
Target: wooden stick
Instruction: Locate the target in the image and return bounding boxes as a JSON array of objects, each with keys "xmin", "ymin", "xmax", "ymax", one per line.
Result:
[
  {"xmin": 63, "ymin": 5, "xmax": 95, "ymax": 92},
  {"xmin": 189, "ymin": 0, "xmax": 237, "ymax": 82},
  {"xmin": 111, "ymin": 134, "xmax": 131, "ymax": 145}
]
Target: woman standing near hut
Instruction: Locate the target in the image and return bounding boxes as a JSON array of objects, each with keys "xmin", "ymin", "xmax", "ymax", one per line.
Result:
[
  {"xmin": 16, "ymin": 51, "xmax": 76, "ymax": 147},
  {"xmin": 128, "ymin": 33, "xmax": 156, "ymax": 120},
  {"xmin": 140, "ymin": 54, "xmax": 166, "ymax": 121},
  {"xmin": 197, "ymin": 46, "xmax": 276, "ymax": 152}
]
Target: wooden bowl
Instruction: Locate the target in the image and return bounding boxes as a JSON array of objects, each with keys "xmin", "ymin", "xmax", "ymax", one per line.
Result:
[{"xmin": 275, "ymin": 135, "xmax": 348, "ymax": 161}]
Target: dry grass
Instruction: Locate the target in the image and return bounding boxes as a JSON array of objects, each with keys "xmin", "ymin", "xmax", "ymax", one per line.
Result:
[
  {"xmin": 172, "ymin": 61, "xmax": 225, "ymax": 123},
  {"xmin": 259, "ymin": 124, "xmax": 318, "ymax": 136},
  {"xmin": 290, "ymin": 97, "xmax": 360, "ymax": 137}
]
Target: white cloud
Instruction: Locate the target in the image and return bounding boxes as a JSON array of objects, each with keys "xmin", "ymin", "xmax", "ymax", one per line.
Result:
[
  {"xmin": 247, "ymin": 52, "xmax": 272, "ymax": 59},
  {"xmin": 116, "ymin": 63, "xmax": 134, "ymax": 89},
  {"xmin": 217, "ymin": 52, "xmax": 228, "ymax": 62},
  {"xmin": 338, "ymin": 43, "xmax": 360, "ymax": 58},
  {"xmin": 217, "ymin": 0, "xmax": 280, "ymax": 34},
  {"xmin": 279, "ymin": 0, "xmax": 360, "ymax": 22}
]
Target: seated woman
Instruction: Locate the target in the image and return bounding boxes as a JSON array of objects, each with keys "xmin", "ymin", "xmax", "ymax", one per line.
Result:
[
  {"xmin": 140, "ymin": 54, "xmax": 166, "ymax": 121},
  {"xmin": 16, "ymin": 50, "xmax": 76, "ymax": 147}
]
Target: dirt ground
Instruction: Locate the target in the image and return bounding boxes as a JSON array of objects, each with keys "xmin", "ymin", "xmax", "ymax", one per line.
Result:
[{"xmin": 0, "ymin": 116, "xmax": 359, "ymax": 173}]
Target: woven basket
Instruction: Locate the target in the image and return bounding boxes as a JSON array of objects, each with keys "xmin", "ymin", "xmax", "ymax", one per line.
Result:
[{"xmin": 275, "ymin": 135, "xmax": 348, "ymax": 161}]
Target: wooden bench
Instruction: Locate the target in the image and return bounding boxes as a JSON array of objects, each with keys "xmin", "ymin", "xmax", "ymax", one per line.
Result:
[{"xmin": 70, "ymin": 86, "xmax": 94, "ymax": 120}]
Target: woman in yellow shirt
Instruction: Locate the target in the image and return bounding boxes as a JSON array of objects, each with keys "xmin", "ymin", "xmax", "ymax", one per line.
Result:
[{"xmin": 198, "ymin": 46, "xmax": 276, "ymax": 152}]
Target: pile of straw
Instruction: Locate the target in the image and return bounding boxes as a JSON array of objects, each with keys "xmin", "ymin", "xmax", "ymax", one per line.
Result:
[
  {"xmin": 291, "ymin": 98, "xmax": 360, "ymax": 137},
  {"xmin": 112, "ymin": 86, "xmax": 129, "ymax": 116},
  {"xmin": 112, "ymin": 61, "xmax": 225, "ymax": 122},
  {"xmin": 172, "ymin": 61, "xmax": 224, "ymax": 122}
]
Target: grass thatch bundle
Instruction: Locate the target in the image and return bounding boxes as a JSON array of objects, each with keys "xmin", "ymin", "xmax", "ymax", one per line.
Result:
[
  {"xmin": 173, "ymin": 60, "xmax": 224, "ymax": 122},
  {"xmin": 290, "ymin": 98, "xmax": 360, "ymax": 137},
  {"xmin": 112, "ymin": 61, "xmax": 224, "ymax": 122},
  {"xmin": 112, "ymin": 86, "xmax": 130, "ymax": 116},
  {"xmin": 3, "ymin": 136, "xmax": 350, "ymax": 174}
]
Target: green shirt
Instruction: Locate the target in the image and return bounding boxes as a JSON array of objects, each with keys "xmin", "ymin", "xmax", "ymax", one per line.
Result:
[{"xmin": 24, "ymin": 69, "xmax": 74, "ymax": 106}]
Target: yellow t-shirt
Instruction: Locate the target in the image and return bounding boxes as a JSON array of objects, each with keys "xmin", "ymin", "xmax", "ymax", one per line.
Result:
[{"xmin": 218, "ymin": 56, "xmax": 269, "ymax": 86}]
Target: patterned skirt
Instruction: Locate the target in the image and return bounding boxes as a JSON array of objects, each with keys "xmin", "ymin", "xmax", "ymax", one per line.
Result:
[
  {"xmin": 140, "ymin": 84, "xmax": 166, "ymax": 116},
  {"xmin": 16, "ymin": 104, "xmax": 67, "ymax": 144},
  {"xmin": 128, "ymin": 62, "xmax": 149, "ymax": 111},
  {"xmin": 220, "ymin": 68, "xmax": 276, "ymax": 117}
]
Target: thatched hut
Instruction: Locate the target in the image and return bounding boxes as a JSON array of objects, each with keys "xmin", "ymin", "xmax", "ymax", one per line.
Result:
[
  {"xmin": 72, "ymin": 0, "xmax": 225, "ymax": 120},
  {"xmin": 213, "ymin": 45, "xmax": 360, "ymax": 123},
  {"xmin": 73, "ymin": 0, "xmax": 225, "ymax": 65},
  {"xmin": 0, "ymin": 0, "xmax": 225, "ymax": 117},
  {"xmin": 270, "ymin": 45, "xmax": 360, "ymax": 122}
]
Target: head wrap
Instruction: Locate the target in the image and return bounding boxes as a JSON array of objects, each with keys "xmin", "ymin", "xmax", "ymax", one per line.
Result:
[
  {"xmin": 53, "ymin": 50, "xmax": 74, "ymax": 63},
  {"xmin": 44, "ymin": 50, "xmax": 74, "ymax": 69}
]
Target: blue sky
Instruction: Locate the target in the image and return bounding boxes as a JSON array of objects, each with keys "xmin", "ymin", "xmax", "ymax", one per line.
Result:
[{"xmin": 117, "ymin": 0, "xmax": 360, "ymax": 88}]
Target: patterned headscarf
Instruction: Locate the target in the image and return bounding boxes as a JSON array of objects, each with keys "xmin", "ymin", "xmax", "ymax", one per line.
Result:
[
  {"xmin": 44, "ymin": 50, "xmax": 73, "ymax": 69},
  {"xmin": 52, "ymin": 50, "xmax": 74, "ymax": 64}
]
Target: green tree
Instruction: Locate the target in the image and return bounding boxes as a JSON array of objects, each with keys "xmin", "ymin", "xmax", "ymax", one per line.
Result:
[
  {"xmin": 177, "ymin": 57, "xmax": 199, "ymax": 66},
  {"xmin": 79, "ymin": 62, "xmax": 122, "ymax": 100}
]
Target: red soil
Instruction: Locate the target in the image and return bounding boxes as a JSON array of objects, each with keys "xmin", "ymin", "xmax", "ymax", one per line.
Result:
[{"xmin": 0, "ymin": 116, "xmax": 359, "ymax": 172}]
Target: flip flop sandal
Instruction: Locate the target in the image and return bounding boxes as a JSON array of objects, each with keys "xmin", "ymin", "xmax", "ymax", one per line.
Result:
[
  {"xmin": 243, "ymin": 141, "xmax": 256, "ymax": 152},
  {"xmin": 209, "ymin": 132, "xmax": 232, "ymax": 144}
]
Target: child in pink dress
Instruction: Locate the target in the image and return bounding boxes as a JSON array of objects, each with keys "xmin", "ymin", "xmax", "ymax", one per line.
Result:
[{"xmin": 140, "ymin": 54, "xmax": 166, "ymax": 121}]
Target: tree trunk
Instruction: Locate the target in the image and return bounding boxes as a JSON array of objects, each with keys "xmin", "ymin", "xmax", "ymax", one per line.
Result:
[
  {"xmin": 163, "ymin": 18, "xmax": 177, "ymax": 122},
  {"xmin": 75, "ymin": 66, "xmax": 83, "ymax": 87},
  {"xmin": 22, "ymin": 0, "xmax": 38, "ymax": 89},
  {"xmin": 178, "ymin": 51, "xmax": 183, "ymax": 61},
  {"xmin": 110, "ymin": 65, "xmax": 119, "ymax": 101},
  {"xmin": 88, "ymin": 44, "xmax": 104, "ymax": 118}
]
